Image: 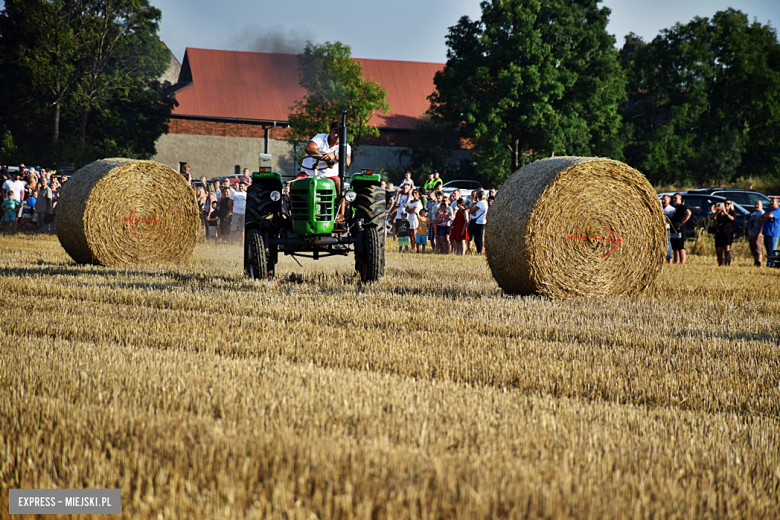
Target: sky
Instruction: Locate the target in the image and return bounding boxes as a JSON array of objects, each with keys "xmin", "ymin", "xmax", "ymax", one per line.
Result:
[{"xmin": 147, "ymin": 0, "xmax": 780, "ymax": 64}]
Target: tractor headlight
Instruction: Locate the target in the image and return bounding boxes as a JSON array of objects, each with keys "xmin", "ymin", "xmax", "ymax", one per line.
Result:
[
  {"xmin": 270, "ymin": 190, "xmax": 281, "ymax": 201},
  {"xmin": 345, "ymin": 190, "xmax": 357, "ymax": 202}
]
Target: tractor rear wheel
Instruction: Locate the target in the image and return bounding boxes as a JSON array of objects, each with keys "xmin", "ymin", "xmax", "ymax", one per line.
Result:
[
  {"xmin": 358, "ymin": 226, "xmax": 383, "ymax": 282},
  {"xmin": 356, "ymin": 186, "xmax": 385, "ymax": 227},
  {"xmin": 246, "ymin": 228, "xmax": 268, "ymax": 280}
]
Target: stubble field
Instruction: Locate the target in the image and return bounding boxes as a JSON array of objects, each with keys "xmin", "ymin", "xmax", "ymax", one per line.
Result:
[{"xmin": 1, "ymin": 234, "xmax": 779, "ymax": 518}]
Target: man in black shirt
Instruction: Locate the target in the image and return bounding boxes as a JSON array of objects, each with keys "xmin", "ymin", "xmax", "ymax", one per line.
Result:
[{"xmin": 670, "ymin": 193, "xmax": 692, "ymax": 265}]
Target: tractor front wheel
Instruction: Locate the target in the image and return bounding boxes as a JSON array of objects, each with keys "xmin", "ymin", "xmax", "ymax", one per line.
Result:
[
  {"xmin": 358, "ymin": 226, "xmax": 383, "ymax": 282},
  {"xmin": 246, "ymin": 228, "xmax": 269, "ymax": 280}
]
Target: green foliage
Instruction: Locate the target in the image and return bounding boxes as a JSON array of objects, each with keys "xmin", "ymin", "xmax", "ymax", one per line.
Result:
[
  {"xmin": 392, "ymin": 115, "xmax": 484, "ymax": 187},
  {"xmin": 396, "ymin": 116, "xmax": 458, "ymax": 179},
  {"xmin": 621, "ymin": 9, "xmax": 780, "ymax": 185},
  {"xmin": 0, "ymin": 130, "xmax": 20, "ymax": 164},
  {"xmin": 430, "ymin": 0, "xmax": 625, "ymax": 183},
  {"xmin": 287, "ymin": 42, "xmax": 390, "ymax": 161},
  {"xmin": 0, "ymin": 0, "xmax": 175, "ymax": 166}
]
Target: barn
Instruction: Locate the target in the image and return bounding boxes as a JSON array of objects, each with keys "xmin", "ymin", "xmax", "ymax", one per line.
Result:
[{"xmin": 153, "ymin": 48, "xmax": 447, "ymax": 177}]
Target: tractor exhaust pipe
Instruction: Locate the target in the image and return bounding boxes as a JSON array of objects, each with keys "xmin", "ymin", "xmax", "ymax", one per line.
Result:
[{"xmin": 338, "ymin": 110, "xmax": 347, "ymax": 188}]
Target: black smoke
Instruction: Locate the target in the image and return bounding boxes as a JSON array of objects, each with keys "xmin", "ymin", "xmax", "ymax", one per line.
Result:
[{"xmin": 231, "ymin": 26, "xmax": 314, "ymax": 55}]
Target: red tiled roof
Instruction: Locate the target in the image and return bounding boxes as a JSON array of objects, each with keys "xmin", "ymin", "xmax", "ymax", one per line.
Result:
[{"xmin": 172, "ymin": 48, "xmax": 443, "ymax": 130}]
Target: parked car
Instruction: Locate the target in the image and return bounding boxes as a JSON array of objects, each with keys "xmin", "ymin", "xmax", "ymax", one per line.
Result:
[
  {"xmin": 210, "ymin": 174, "xmax": 244, "ymax": 186},
  {"xmin": 686, "ymin": 188, "xmax": 771, "ymax": 208},
  {"xmin": 658, "ymin": 192, "xmax": 751, "ymax": 238},
  {"xmin": 440, "ymin": 180, "xmax": 483, "ymax": 197},
  {"xmin": 52, "ymin": 162, "xmax": 76, "ymax": 176}
]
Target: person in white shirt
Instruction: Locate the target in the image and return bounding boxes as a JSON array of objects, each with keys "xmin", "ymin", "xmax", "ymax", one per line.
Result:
[
  {"xmin": 2, "ymin": 170, "xmax": 26, "ymax": 201},
  {"xmin": 469, "ymin": 190, "xmax": 489, "ymax": 254},
  {"xmin": 390, "ymin": 184, "xmax": 410, "ymax": 239},
  {"xmin": 449, "ymin": 189, "xmax": 461, "ymax": 212},
  {"xmin": 302, "ymin": 121, "xmax": 352, "ymax": 198},
  {"xmin": 230, "ymin": 182, "xmax": 248, "ymax": 244},
  {"xmin": 405, "ymin": 189, "xmax": 422, "ymax": 247},
  {"xmin": 2, "ymin": 170, "xmax": 27, "ymax": 219}
]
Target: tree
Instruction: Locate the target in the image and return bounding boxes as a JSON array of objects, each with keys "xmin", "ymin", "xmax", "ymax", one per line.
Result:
[
  {"xmin": 0, "ymin": 0, "xmax": 85, "ymax": 144},
  {"xmin": 0, "ymin": 0, "xmax": 175, "ymax": 164},
  {"xmin": 393, "ymin": 115, "xmax": 485, "ymax": 186},
  {"xmin": 621, "ymin": 9, "xmax": 780, "ymax": 185},
  {"xmin": 72, "ymin": 0, "xmax": 169, "ymax": 142},
  {"xmin": 396, "ymin": 116, "xmax": 459, "ymax": 180},
  {"xmin": 430, "ymin": 0, "xmax": 625, "ymax": 183},
  {"xmin": 287, "ymin": 42, "xmax": 390, "ymax": 160}
]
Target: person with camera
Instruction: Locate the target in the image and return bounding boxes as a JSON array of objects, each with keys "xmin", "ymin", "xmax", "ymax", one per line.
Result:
[
  {"xmin": 711, "ymin": 200, "xmax": 736, "ymax": 266},
  {"xmin": 747, "ymin": 200, "xmax": 765, "ymax": 267},
  {"xmin": 758, "ymin": 196, "xmax": 780, "ymax": 266},
  {"xmin": 670, "ymin": 193, "xmax": 691, "ymax": 265}
]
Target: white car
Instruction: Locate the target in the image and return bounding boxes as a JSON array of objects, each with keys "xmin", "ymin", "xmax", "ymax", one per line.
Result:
[{"xmin": 440, "ymin": 180, "xmax": 483, "ymax": 197}]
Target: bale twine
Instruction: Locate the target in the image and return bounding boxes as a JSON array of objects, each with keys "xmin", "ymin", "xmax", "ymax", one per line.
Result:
[
  {"xmin": 57, "ymin": 158, "xmax": 200, "ymax": 266},
  {"xmin": 485, "ymin": 157, "xmax": 666, "ymax": 298}
]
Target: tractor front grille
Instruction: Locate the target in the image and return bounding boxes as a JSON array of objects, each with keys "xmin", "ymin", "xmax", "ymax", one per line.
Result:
[
  {"xmin": 314, "ymin": 189, "xmax": 335, "ymax": 221},
  {"xmin": 290, "ymin": 189, "xmax": 308, "ymax": 221},
  {"xmin": 290, "ymin": 187, "xmax": 335, "ymax": 222}
]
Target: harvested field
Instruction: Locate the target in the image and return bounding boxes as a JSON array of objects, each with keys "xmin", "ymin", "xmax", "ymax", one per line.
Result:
[{"xmin": 1, "ymin": 234, "xmax": 779, "ymax": 518}]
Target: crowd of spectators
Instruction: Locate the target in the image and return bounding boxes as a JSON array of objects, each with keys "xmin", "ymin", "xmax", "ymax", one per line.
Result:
[
  {"xmin": 1, "ymin": 164, "xmax": 58, "ymax": 234},
  {"xmin": 661, "ymin": 192, "xmax": 780, "ymax": 267},
  {"xmin": 384, "ymin": 171, "xmax": 496, "ymax": 256},
  {"xmin": 186, "ymin": 166, "xmax": 249, "ymax": 246}
]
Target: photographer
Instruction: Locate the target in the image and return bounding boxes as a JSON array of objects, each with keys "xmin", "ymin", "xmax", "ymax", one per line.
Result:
[
  {"xmin": 758, "ymin": 196, "xmax": 780, "ymax": 266},
  {"xmin": 711, "ymin": 200, "xmax": 735, "ymax": 266},
  {"xmin": 670, "ymin": 193, "xmax": 691, "ymax": 265},
  {"xmin": 747, "ymin": 201, "xmax": 764, "ymax": 267}
]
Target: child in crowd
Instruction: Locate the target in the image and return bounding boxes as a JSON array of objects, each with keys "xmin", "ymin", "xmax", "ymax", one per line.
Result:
[
  {"xmin": 2, "ymin": 198, "xmax": 20, "ymax": 232},
  {"xmin": 416, "ymin": 208, "xmax": 429, "ymax": 253},
  {"xmin": 434, "ymin": 202, "xmax": 451, "ymax": 254},
  {"xmin": 18, "ymin": 190, "xmax": 36, "ymax": 231},
  {"xmin": 397, "ymin": 212, "xmax": 411, "ymax": 253}
]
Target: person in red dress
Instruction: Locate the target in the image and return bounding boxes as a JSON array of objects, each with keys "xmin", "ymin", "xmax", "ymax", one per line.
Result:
[{"xmin": 449, "ymin": 198, "xmax": 470, "ymax": 255}]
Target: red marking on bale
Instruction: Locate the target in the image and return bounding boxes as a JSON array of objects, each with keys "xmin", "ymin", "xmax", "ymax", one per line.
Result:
[
  {"xmin": 565, "ymin": 227, "xmax": 623, "ymax": 261},
  {"xmin": 124, "ymin": 211, "xmax": 162, "ymax": 236}
]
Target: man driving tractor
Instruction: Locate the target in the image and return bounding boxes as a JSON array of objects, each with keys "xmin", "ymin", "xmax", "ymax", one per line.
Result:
[{"xmin": 301, "ymin": 121, "xmax": 352, "ymax": 196}]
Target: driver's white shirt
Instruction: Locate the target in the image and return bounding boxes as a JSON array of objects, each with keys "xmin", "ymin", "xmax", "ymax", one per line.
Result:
[{"xmin": 301, "ymin": 133, "xmax": 352, "ymax": 178}]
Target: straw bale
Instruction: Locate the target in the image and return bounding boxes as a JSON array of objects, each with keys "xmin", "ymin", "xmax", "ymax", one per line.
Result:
[
  {"xmin": 485, "ymin": 157, "xmax": 666, "ymax": 298},
  {"xmin": 56, "ymin": 159, "xmax": 200, "ymax": 266}
]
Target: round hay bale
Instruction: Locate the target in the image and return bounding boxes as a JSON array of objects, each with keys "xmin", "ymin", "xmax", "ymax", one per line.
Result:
[
  {"xmin": 56, "ymin": 158, "xmax": 199, "ymax": 266},
  {"xmin": 485, "ymin": 157, "xmax": 666, "ymax": 298}
]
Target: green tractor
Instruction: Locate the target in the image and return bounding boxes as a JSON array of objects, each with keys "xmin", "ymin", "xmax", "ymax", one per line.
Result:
[{"xmin": 244, "ymin": 113, "xmax": 386, "ymax": 282}]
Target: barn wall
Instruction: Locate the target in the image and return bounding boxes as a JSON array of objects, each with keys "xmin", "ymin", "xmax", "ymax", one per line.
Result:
[
  {"xmin": 153, "ymin": 133, "xmax": 409, "ymax": 178},
  {"xmin": 152, "ymin": 134, "xmax": 296, "ymax": 177}
]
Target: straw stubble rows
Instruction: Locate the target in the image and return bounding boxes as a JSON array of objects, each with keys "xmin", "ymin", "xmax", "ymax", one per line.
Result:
[{"xmin": 1, "ymin": 235, "xmax": 778, "ymax": 518}]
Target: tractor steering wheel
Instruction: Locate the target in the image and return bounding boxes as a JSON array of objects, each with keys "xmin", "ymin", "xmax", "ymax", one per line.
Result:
[{"xmin": 299, "ymin": 154, "xmax": 334, "ymax": 173}]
